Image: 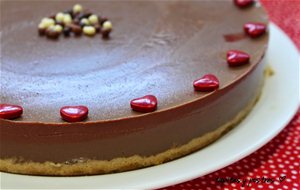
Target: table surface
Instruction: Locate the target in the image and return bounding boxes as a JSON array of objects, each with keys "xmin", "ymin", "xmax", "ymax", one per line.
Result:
[{"xmin": 162, "ymin": 1, "xmax": 300, "ymax": 189}]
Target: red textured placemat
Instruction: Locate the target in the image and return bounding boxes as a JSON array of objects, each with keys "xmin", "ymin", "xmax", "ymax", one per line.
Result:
[{"xmin": 162, "ymin": 1, "xmax": 300, "ymax": 189}]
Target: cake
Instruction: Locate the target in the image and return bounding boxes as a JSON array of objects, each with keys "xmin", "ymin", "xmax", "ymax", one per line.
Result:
[{"xmin": 0, "ymin": 0, "xmax": 269, "ymax": 176}]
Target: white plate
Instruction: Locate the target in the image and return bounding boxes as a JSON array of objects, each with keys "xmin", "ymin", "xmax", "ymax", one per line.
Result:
[{"xmin": 1, "ymin": 23, "xmax": 299, "ymax": 189}]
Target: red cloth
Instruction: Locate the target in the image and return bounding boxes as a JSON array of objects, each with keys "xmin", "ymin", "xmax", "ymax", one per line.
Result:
[{"xmin": 162, "ymin": 1, "xmax": 300, "ymax": 189}]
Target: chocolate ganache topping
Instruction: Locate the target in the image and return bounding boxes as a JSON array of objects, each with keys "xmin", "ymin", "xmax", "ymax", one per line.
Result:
[{"xmin": 1, "ymin": 0, "xmax": 268, "ymax": 123}]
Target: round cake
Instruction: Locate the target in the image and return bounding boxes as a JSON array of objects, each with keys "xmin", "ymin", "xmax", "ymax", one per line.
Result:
[{"xmin": 0, "ymin": 0, "xmax": 269, "ymax": 175}]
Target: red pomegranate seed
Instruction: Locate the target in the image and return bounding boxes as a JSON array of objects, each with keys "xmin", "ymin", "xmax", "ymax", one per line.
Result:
[
  {"xmin": 60, "ymin": 105, "xmax": 89, "ymax": 122},
  {"xmin": 193, "ymin": 74, "xmax": 220, "ymax": 92},
  {"xmin": 244, "ymin": 22, "xmax": 267, "ymax": 38},
  {"xmin": 0, "ymin": 104, "xmax": 23, "ymax": 119},
  {"xmin": 130, "ymin": 95, "xmax": 158, "ymax": 113},
  {"xmin": 234, "ymin": 0, "xmax": 254, "ymax": 8},
  {"xmin": 227, "ymin": 50, "xmax": 250, "ymax": 66}
]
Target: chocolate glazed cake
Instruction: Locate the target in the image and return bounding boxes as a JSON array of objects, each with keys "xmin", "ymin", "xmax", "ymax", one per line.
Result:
[{"xmin": 0, "ymin": 0, "xmax": 269, "ymax": 175}]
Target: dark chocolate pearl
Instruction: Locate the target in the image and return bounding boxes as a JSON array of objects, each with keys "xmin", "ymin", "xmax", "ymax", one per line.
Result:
[
  {"xmin": 75, "ymin": 12, "xmax": 85, "ymax": 20},
  {"xmin": 84, "ymin": 12, "xmax": 92, "ymax": 18},
  {"xmin": 76, "ymin": 12, "xmax": 92, "ymax": 20},
  {"xmin": 69, "ymin": 24, "xmax": 82, "ymax": 35},
  {"xmin": 94, "ymin": 24, "xmax": 101, "ymax": 33},
  {"xmin": 73, "ymin": 18, "xmax": 80, "ymax": 25},
  {"xmin": 64, "ymin": 9, "xmax": 74, "ymax": 18},
  {"xmin": 101, "ymin": 29, "xmax": 111, "ymax": 39},
  {"xmin": 55, "ymin": 21, "xmax": 64, "ymax": 27},
  {"xmin": 99, "ymin": 17, "xmax": 108, "ymax": 25},
  {"xmin": 46, "ymin": 29, "xmax": 60, "ymax": 39},
  {"xmin": 63, "ymin": 26, "xmax": 72, "ymax": 37},
  {"xmin": 48, "ymin": 14, "xmax": 56, "ymax": 19}
]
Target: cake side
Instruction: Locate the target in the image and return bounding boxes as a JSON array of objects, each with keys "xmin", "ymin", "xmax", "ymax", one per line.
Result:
[{"xmin": 0, "ymin": 76, "xmax": 264, "ymax": 175}]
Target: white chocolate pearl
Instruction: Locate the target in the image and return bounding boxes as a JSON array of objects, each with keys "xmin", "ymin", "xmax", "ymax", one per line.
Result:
[
  {"xmin": 83, "ymin": 26, "xmax": 96, "ymax": 36},
  {"xmin": 55, "ymin": 12, "xmax": 64, "ymax": 22},
  {"xmin": 41, "ymin": 18, "xmax": 55, "ymax": 28},
  {"xmin": 63, "ymin": 14, "xmax": 72, "ymax": 25},
  {"xmin": 48, "ymin": 25, "xmax": 56, "ymax": 31},
  {"xmin": 54, "ymin": 25, "xmax": 63, "ymax": 33},
  {"xmin": 73, "ymin": 4, "xmax": 83, "ymax": 14},
  {"xmin": 80, "ymin": 18, "xmax": 90, "ymax": 25},
  {"xmin": 88, "ymin": 14, "xmax": 98, "ymax": 25},
  {"xmin": 102, "ymin": 21, "xmax": 112, "ymax": 31},
  {"xmin": 38, "ymin": 22, "xmax": 47, "ymax": 29},
  {"xmin": 41, "ymin": 17, "xmax": 49, "ymax": 23}
]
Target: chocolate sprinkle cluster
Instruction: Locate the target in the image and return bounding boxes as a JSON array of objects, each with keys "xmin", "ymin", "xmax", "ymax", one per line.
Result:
[{"xmin": 38, "ymin": 4, "xmax": 112, "ymax": 39}]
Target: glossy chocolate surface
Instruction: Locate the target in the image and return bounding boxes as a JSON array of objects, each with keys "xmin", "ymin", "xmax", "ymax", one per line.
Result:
[{"xmin": 0, "ymin": 0, "xmax": 268, "ymax": 163}]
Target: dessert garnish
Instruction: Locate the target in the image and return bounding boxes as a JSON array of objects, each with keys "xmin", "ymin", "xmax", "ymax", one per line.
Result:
[
  {"xmin": 60, "ymin": 105, "xmax": 89, "ymax": 122},
  {"xmin": 0, "ymin": 104, "xmax": 23, "ymax": 119},
  {"xmin": 227, "ymin": 50, "xmax": 250, "ymax": 66},
  {"xmin": 193, "ymin": 74, "xmax": 220, "ymax": 92},
  {"xmin": 234, "ymin": 0, "xmax": 254, "ymax": 8},
  {"xmin": 130, "ymin": 95, "xmax": 158, "ymax": 113},
  {"xmin": 38, "ymin": 4, "xmax": 112, "ymax": 39},
  {"xmin": 244, "ymin": 22, "xmax": 267, "ymax": 38}
]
